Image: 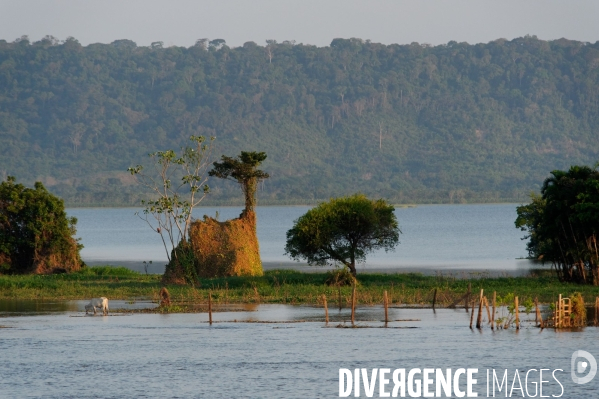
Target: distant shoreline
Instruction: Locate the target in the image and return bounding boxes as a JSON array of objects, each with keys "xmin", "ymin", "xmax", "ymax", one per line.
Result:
[{"xmin": 84, "ymin": 259, "xmax": 541, "ymax": 278}]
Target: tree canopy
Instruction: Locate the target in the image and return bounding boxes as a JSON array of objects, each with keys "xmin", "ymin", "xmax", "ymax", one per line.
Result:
[
  {"xmin": 285, "ymin": 194, "xmax": 400, "ymax": 275},
  {"xmin": 1, "ymin": 36, "xmax": 599, "ymax": 205},
  {"xmin": 209, "ymin": 151, "xmax": 269, "ymax": 211},
  {"xmin": 516, "ymin": 164, "xmax": 599, "ymax": 285},
  {"xmin": 0, "ymin": 176, "xmax": 83, "ymax": 274}
]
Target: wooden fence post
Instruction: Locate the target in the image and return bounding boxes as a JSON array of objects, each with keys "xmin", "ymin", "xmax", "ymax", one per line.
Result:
[
  {"xmin": 557, "ymin": 294, "xmax": 562, "ymax": 328},
  {"xmin": 208, "ymin": 290, "xmax": 213, "ymax": 326},
  {"xmin": 323, "ymin": 294, "xmax": 329, "ymax": 325},
  {"xmin": 491, "ymin": 291, "xmax": 496, "ymax": 330},
  {"xmin": 352, "ymin": 283, "xmax": 356, "ymax": 326},
  {"xmin": 535, "ymin": 297, "xmax": 543, "ymax": 328},
  {"xmin": 384, "ymin": 290, "xmax": 389, "ymax": 326},
  {"xmin": 514, "ymin": 296, "xmax": 520, "ymax": 330},
  {"xmin": 432, "ymin": 288, "xmax": 437, "ymax": 310},
  {"xmin": 484, "ymin": 296, "xmax": 491, "ymax": 324},
  {"xmin": 476, "ymin": 289, "xmax": 484, "ymax": 329},
  {"xmin": 465, "ymin": 283, "xmax": 471, "ymax": 311}
]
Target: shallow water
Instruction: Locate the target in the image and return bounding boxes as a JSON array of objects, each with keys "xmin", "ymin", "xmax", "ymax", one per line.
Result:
[
  {"xmin": 1, "ymin": 305, "xmax": 597, "ymax": 398},
  {"xmin": 0, "ymin": 299, "xmax": 156, "ymax": 316}
]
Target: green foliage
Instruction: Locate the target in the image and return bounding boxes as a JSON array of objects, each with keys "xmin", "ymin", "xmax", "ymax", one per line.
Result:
[
  {"xmin": 167, "ymin": 241, "xmax": 200, "ymax": 285},
  {"xmin": 516, "ymin": 164, "xmax": 599, "ymax": 285},
  {"xmin": 209, "ymin": 151, "xmax": 269, "ymax": 211},
  {"xmin": 2, "ymin": 37, "xmax": 599, "ymax": 205},
  {"xmin": 285, "ymin": 194, "xmax": 400, "ymax": 275},
  {"xmin": 324, "ymin": 268, "xmax": 358, "ymax": 287},
  {"xmin": 1, "ymin": 269, "xmax": 598, "ymax": 311},
  {"xmin": 128, "ymin": 135, "xmax": 214, "ymax": 262},
  {"xmin": 570, "ymin": 292, "xmax": 587, "ymax": 326},
  {"xmin": 0, "ymin": 176, "xmax": 83, "ymax": 274},
  {"xmin": 497, "ymin": 292, "xmax": 515, "ymax": 310},
  {"xmin": 522, "ymin": 297, "xmax": 535, "ymax": 314},
  {"xmin": 76, "ymin": 266, "xmax": 140, "ymax": 277}
]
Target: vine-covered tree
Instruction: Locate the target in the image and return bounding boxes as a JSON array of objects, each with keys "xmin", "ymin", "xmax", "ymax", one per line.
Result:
[
  {"xmin": 0, "ymin": 177, "xmax": 83, "ymax": 274},
  {"xmin": 516, "ymin": 164, "xmax": 599, "ymax": 285},
  {"xmin": 209, "ymin": 151, "xmax": 269, "ymax": 212},
  {"xmin": 285, "ymin": 194, "xmax": 400, "ymax": 276}
]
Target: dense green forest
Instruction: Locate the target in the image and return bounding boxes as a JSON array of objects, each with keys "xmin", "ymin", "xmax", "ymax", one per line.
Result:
[{"xmin": 1, "ymin": 35, "xmax": 599, "ymax": 206}]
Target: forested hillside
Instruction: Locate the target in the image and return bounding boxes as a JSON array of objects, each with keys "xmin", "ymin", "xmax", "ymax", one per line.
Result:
[{"xmin": 1, "ymin": 35, "xmax": 599, "ymax": 205}]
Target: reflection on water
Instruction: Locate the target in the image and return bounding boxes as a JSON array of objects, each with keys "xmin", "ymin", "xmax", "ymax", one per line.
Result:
[
  {"xmin": 0, "ymin": 305, "xmax": 596, "ymax": 398},
  {"xmin": 0, "ymin": 299, "xmax": 77, "ymax": 315},
  {"xmin": 0, "ymin": 299, "xmax": 157, "ymax": 316}
]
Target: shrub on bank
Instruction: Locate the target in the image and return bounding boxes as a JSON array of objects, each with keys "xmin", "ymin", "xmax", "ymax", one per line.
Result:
[{"xmin": 0, "ymin": 177, "xmax": 83, "ymax": 274}]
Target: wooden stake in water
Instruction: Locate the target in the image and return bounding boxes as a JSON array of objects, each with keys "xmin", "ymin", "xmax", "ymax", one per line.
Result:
[
  {"xmin": 557, "ymin": 294, "xmax": 562, "ymax": 328},
  {"xmin": 484, "ymin": 296, "xmax": 491, "ymax": 324},
  {"xmin": 432, "ymin": 288, "xmax": 437, "ymax": 311},
  {"xmin": 208, "ymin": 290, "xmax": 213, "ymax": 326},
  {"xmin": 491, "ymin": 291, "xmax": 496, "ymax": 330},
  {"xmin": 476, "ymin": 289, "xmax": 484, "ymax": 329},
  {"xmin": 384, "ymin": 290, "xmax": 389, "ymax": 326},
  {"xmin": 535, "ymin": 297, "xmax": 543, "ymax": 328},
  {"xmin": 323, "ymin": 294, "xmax": 329, "ymax": 325},
  {"xmin": 469, "ymin": 298, "xmax": 475, "ymax": 329},
  {"xmin": 351, "ymin": 284, "xmax": 356, "ymax": 326},
  {"xmin": 465, "ymin": 283, "xmax": 471, "ymax": 311},
  {"xmin": 514, "ymin": 296, "xmax": 520, "ymax": 330}
]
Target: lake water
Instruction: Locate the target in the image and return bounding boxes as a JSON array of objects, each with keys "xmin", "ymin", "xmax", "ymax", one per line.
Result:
[
  {"xmin": 1, "ymin": 304, "xmax": 597, "ymax": 398},
  {"xmin": 3, "ymin": 204, "xmax": 597, "ymax": 398},
  {"xmin": 68, "ymin": 204, "xmax": 536, "ymax": 275}
]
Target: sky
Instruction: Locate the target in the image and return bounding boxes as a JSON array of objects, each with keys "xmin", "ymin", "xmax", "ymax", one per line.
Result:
[{"xmin": 1, "ymin": 0, "xmax": 599, "ymax": 48}]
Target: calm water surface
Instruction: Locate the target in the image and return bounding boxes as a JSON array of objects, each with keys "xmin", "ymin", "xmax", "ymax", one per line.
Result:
[
  {"xmin": 68, "ymin": 204, "xmax": 535, "ymax": 274},
  {"xmin": 0, "ymin": 305, "xmax": 597, "ymax": 398},
  {"xmin": 0, "ymin": 205, "xmax": 590, "ymax": 398}
]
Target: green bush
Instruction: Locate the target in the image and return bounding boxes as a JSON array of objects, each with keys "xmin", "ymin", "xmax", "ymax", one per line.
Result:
[
  {"xmin": 0, "ymin": 177, "xmax": 83, "ymax": 274},
  {"xmin": 77, "ymin": 266, "xmax": 140, "ymax": 277}
]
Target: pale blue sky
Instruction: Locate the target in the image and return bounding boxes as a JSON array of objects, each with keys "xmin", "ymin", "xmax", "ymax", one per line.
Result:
[{"xmin": 1, "ymin": 0, "xmax": 599, "ymax": 47}]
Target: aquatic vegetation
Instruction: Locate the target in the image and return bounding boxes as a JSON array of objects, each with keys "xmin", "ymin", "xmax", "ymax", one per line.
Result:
[{"xmin": 0, "ymin": 267, "xmax": 597, "ymax": 312}]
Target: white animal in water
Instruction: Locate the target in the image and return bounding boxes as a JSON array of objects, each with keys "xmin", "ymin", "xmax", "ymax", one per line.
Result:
[{"xmin": 85, "ymin": 297, "xmax": 109, "ymax": 315}]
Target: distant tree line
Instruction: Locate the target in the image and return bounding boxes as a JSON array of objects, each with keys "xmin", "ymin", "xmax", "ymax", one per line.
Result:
[{"xmin": 1, "ymin": 35, "xmax": 599, "ymax": 205}]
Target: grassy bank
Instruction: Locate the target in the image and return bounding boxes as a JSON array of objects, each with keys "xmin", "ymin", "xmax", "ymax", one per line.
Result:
[{"xmin": 1, "ymin": 267, "xmax": 599, "ymax": 310}]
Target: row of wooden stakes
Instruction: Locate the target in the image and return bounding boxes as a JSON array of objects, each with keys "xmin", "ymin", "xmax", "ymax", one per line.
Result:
[
  {"xmin": 467, "ymin": 290, "xmax": 599, "ymax": 329},
  {"xmin": 466, "ymin": 289, "xmax": 531, "ymax": 330},
  {"xmin": 320, "ymin": 285, "xmax": 392, "ymax": 326},
  {"xmin": 205, "ymin": 285, "xmax": 390, "ymax": 326},
  {"xmin": 204, "ymin": 287, "xmax": 599, "ymax": 328}
]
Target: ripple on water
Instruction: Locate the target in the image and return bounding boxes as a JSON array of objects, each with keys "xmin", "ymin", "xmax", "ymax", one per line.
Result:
[{"xmin": 0, "ymin": 306, "xmax": 597, "ymax": 397}]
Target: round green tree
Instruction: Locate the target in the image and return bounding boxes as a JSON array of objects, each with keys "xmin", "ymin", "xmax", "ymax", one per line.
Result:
[
  {"xmin": 0, "ymin": 176, "xmax": 83, "ymax": 274},
  {"xmin": 285, "ymin": 194, "xmax": 400, "ymax": 276}
]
